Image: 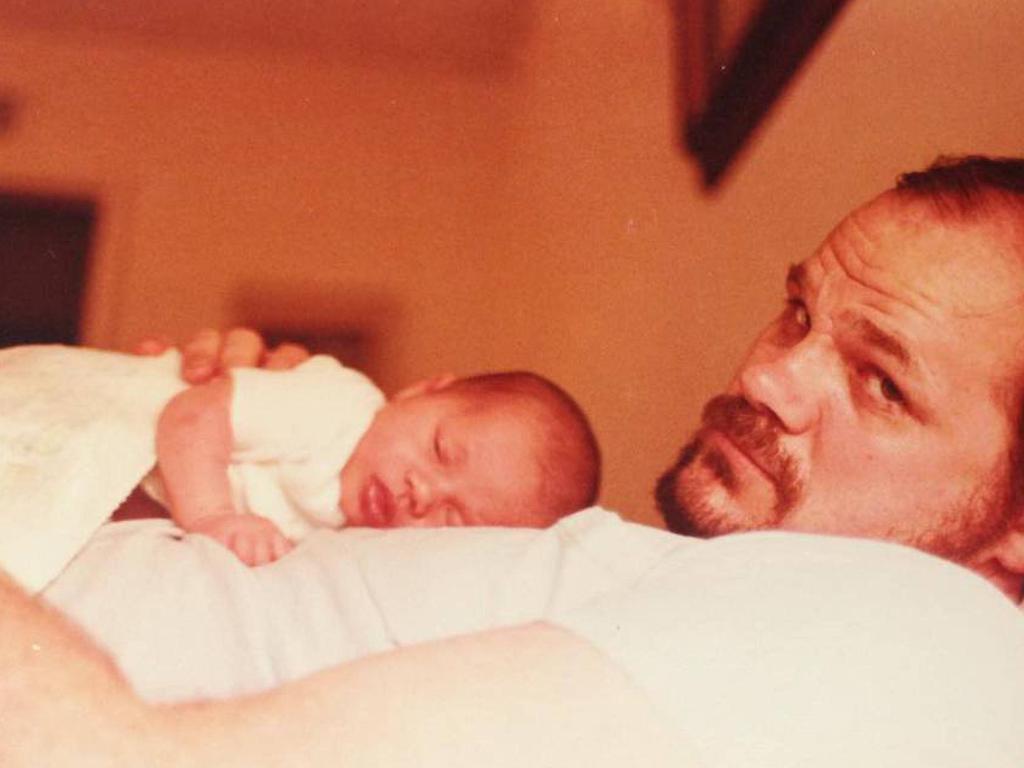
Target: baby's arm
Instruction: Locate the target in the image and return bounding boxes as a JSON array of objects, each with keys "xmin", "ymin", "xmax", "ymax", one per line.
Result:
[{"xmin": 156, "ymin": 378, "xmax": 293, "ymax": 566}]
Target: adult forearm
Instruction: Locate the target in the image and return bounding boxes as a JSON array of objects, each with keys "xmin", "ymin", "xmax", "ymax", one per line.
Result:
[
  {"xmin": 0, "ymin": 570, "xmax": 157, "ymax": 767},
  {"xmin": 159, "ymin": 624, "xmax": 684, "ymax": 768},
  {"xmin": 3, "ymin": 572, "xmax": 682, "ymax": 768}
]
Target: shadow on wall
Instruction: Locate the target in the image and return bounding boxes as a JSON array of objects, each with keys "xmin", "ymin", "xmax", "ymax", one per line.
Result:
[
  {"xmin": 233, "ymin": 284, "xmax": 403, "ymax": 389},
  {"xmin": 0, "ymin": 0, "xmax": 536, "ymax": 78}
]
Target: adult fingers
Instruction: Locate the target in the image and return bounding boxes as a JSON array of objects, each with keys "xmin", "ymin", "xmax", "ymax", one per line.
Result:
[
  {"xmin": 131, "ymin": 335, "xmax": 174, "ymax": 356},
  {"xmin": 220, "ymin": 328, "xmax": 266, "ymax": 370},
  {"xmin": 263, "ymin": 342, "xmax": 311, "ymax": 371},
  {"xmin": 180, "ymin": 329, "xmax": 225, "ymax": 384}
]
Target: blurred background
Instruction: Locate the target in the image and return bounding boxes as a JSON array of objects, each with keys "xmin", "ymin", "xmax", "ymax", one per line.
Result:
[{"xmin": 1, "ymin": 0, "xmax": 1022, "ymax": 526}]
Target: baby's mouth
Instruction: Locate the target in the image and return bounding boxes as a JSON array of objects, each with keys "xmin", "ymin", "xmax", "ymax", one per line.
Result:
[{"xmin": 360, "ymin": 476, "xmax": 395, "ymax": 528}]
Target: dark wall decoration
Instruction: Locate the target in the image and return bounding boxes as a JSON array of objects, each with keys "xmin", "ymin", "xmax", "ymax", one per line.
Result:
[{"xmin": 673, "ymin": 0, "xmax": 851, "ymax": 189}]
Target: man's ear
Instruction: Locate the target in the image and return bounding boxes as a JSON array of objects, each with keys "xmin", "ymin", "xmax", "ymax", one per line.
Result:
[
  {"xmin": 972, "ymin": 522, "xmax": 1024, "ymax": 602},
  {"xmin": 391, "ymin": 373, "xmax": 458, "ymax": 402}
]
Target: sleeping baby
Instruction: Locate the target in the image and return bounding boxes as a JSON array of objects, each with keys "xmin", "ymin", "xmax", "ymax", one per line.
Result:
[{"xmin": 144, "ymin": 353, "xmax": 601, "ymax": 564}]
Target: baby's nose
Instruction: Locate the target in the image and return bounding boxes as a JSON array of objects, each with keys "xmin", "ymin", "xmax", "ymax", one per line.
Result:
[{"xmin": 404, "ymin": 469, "xmax": 434, "ymax": 518}]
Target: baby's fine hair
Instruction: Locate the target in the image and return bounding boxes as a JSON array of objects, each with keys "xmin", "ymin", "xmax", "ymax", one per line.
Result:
[{"xmin": 447, "ymin": 371, "xmax": 601, "ymax": 524}]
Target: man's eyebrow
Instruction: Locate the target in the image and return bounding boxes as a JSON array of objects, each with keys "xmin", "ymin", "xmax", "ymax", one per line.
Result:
[
  {"xmin": 842, "ymin": 313, "xmax": 915, "ymax": 372},
  {"xmin": 785, "ymin": 263, "xmax": 805, "ymax": 293}
]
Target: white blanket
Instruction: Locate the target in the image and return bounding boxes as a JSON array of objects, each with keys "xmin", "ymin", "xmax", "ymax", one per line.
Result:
[{"xmin": 0, "ymin": 345, "xmax": 184, "ymax": 592}]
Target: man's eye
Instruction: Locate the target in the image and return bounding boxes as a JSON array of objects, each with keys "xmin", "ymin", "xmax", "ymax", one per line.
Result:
[
  {"xmin": 880, "ymin": 377, "xmax": 903, "ymax": 403},
  {"xmin": 775, "ymin": 299, "xmax": 810, "ymax": 345},
  {"xmin": 863, "ymin": 367, "xmax": 906, "ymax": 407},
  {"xmin": 787, "ymin": 299, "xmax": 810, "ymax": 328}
]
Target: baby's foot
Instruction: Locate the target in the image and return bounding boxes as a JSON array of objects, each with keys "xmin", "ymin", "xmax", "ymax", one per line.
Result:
[{"xmin": 191, "ymin": 513, "xmax": 294, "ymax": 566}]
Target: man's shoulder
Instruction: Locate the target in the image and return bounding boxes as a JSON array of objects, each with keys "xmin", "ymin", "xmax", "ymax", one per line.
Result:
[
  {"xmin": 554, "ymin": 530, "xmax": 1024, "ymax": 766},
  {"xmin": 552, "ymin": 507, "xmax": 694, "ymax": 565}
]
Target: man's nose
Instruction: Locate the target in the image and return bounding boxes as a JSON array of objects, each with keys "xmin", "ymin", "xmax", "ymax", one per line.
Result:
[{"xmin": 736, "ymin": 336, "xmax": 830, "ymax": 434}]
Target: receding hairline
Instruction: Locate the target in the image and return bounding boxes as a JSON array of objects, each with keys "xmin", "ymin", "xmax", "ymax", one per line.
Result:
[{"xmin": 892, "ymin": 155, "xmax": 1024, "ymax": 228}]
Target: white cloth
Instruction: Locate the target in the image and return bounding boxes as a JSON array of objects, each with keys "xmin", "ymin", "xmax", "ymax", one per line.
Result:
[
  {"xmin": 0, "ymin": 345, "xmax": 186, "ymax": 592},
  {"xmin": 142, "ymin": 355, "xmax": 384, "ymax": 539}
]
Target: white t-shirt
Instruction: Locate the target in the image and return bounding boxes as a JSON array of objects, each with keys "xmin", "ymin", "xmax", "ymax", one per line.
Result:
[
  {"xmin": 143, "ymin": 355, "xmax": 384, "ymax": 538},
  {"xmin": 555, "ymin": 530, "xmax": 1024, "ymax": 767},
  {"xmin": 44, "ymin": 508, "xmax": 682, "ymax": 701},
  {"xmin": 44, "ymin": 509, "xmax": 1024, "ymax": 767}
]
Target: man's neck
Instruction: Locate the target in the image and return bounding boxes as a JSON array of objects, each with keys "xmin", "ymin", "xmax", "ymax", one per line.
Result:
[{"xmin": 971, "ymin": 559, "xmax": 1024, "ymax": 604}]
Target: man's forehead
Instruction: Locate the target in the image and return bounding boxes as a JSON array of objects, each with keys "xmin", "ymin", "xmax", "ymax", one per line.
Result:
[{"xmin": 796, "ymin": 194, "xmax": 1024, "ymax": 317}]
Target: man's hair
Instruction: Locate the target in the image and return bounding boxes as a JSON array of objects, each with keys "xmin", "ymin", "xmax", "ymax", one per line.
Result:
[
  {"xmin": 894, "ymin": 155, "xmax": 1024, "ymax": 222},
  {"xmin": 448, "ymin": 371, "xmax": 601, "ymax": 524},
  {"xmin": 897, "ymin": 155, "xmax": 1024, "ymax": 521}
]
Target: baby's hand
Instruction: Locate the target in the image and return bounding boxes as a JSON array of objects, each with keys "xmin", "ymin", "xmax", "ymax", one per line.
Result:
[{"xmin": 190, "ymin": 513, "xmax": 294, "ymax": 566}]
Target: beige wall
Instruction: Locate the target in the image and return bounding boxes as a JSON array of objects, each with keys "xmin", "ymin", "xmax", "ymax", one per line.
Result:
[{"xmin": 1, "ymin": 0, "xmax": 1022, "ymax": 525}]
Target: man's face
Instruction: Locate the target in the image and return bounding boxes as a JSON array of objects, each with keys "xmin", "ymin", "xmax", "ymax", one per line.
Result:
[
  {"xmin": 340, "ymin": 387, "xmax": 548, "ymax": 529},
  {"xmin": 658, "ymin": 193, "xmax": 1024, "ymax": 562}
]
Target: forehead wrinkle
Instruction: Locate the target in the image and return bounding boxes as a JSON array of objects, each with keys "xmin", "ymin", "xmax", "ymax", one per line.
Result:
[
  {"xmin": 870, "ymin": 195, "xmax": 1024, "ymax": 318},
  {"xmin": 820, "ymin": 205, "xmax": 950, "ymax": 324},
  {"xmin": 826, "ymin": 201, "xmax": 941, "ymax": 304}
]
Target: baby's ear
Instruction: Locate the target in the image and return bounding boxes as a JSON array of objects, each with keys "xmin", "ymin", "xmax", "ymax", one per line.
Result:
[{"xmin": 392, "ymin": 373, "xmax": 458, "ymax": 402}]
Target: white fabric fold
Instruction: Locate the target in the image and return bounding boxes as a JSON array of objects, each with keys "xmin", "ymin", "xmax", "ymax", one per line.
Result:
[{"xmin": 0, "ymin": 345, "xmax": 184, "ymax": 592}]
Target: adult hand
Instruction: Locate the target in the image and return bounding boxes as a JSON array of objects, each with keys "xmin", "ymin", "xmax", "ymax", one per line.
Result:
[{"xmin": 134, "ymin": 328, "xmax": 310, "ymax": 384}]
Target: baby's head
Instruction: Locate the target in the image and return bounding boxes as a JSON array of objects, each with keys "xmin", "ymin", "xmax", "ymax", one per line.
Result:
[{"xmin": 340, "ymin": 371, "xmax": 600, "ymax": 529}]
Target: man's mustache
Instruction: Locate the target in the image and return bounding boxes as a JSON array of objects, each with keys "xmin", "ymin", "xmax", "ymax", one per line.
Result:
[{"xmin": 700, "ymin": 395, "xmax": 800, "ymax": 511}]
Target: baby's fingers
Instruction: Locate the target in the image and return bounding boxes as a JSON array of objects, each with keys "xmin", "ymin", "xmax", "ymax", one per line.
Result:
[
  {"xmin": 270, "ymin": 533, "xmax": 295, "ymax": 561},
  {"xmin": 228, "ymin": 527, "xmax": 292, "ymax": 566}
]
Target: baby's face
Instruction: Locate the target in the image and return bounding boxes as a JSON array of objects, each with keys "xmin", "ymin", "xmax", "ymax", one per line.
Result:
[{"xmin": 340, "ymin": 388, "xmax": 548, "ymax": 528}]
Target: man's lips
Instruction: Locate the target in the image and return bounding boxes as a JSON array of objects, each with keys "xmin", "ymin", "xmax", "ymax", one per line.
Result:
[
  {"xmin": 359, "ymin": 476, "xmax": 394, "ymax": 528},
  {"xmin": 706, "ymin": 427, "xmax": 778, "ymax": 484},
  {"xmin": 691, "ymin": 394, "xmax": 802, "ymax": 517}
]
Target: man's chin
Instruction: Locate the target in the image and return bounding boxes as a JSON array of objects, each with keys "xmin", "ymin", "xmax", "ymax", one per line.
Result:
[
  {"xmin": 658, "ymin": 481, "xmax": 751, "ymax": 538},
  {"xmin": 655, "ymin": 441, "xmax": 729, "ymax": 536},
  {"xmin": 655, "ymin": 441, "xmax": 779, "ymax": 537}
]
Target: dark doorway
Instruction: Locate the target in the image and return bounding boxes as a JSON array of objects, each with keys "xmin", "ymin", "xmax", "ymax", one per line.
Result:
[{"xmin": 0, "ymin": 193, "xmax": 96, "ymax": 347}]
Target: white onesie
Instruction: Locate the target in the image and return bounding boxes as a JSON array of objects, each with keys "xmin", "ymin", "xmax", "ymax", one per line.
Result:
[
  {"xmin": 143, "ymin": 354, "xmax": 384, "ymax": 539},
  {"xmin": 0, "ymin": 345, "xmax": 382, "ymax": 593}
]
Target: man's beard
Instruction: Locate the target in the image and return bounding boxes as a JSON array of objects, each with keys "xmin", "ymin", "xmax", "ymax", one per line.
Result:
[
  {"xmin": 655, "ymin": 395, "xmax": 1017, "ymax": 562},
  {"xmin": 655, "ymin": 394, "xmax": 802, "ymax": 537}
]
